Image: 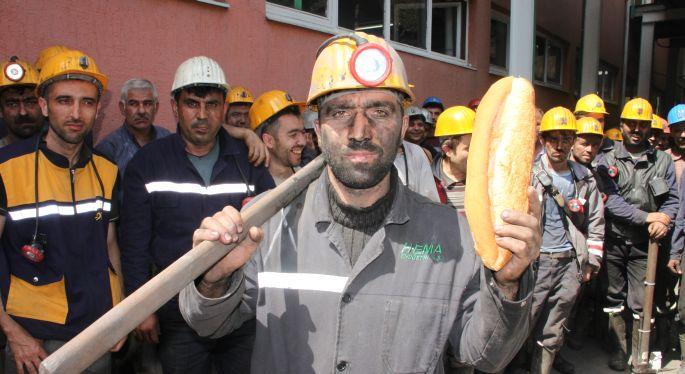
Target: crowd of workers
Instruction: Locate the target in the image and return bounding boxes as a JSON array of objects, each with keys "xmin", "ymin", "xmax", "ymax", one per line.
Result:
[{"xmin": 0, "ymin": 31, "xmax": 683, "ymax": 374}]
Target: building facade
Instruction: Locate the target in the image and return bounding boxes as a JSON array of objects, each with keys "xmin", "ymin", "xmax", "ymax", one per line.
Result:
[{"xmin": 1, "ymin": 0, "xmax": 680, "ymax": 140}]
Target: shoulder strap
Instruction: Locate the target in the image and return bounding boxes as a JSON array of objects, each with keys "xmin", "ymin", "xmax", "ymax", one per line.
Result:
[{"xmin": 534, "ymin": 167, "xmax": 566, "ymax": 208}]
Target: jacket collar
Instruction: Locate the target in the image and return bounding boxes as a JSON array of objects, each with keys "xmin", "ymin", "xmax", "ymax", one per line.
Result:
[
  {"xmin": 37, "ymin": 130, "xmax": 93, "ymax": 169},
  {"xmin": 612, "ymin": 140, "xmax": 655, "ymax": 160},
  {"xmin": 122, "ymin": 122, "xmax": 162, "ymax": 147},
  {"xmin": 538, "ymin": 153, "xmax": 588, "ymax": 182},
  {"xmin": 668, "ymin": 148, "xmax": 683, "ymax": 162},
  {"xmin": 568, "ymin": 159, "xmax": 590, "ymax": 180},
  {"xmin": 312, "ymin": 168, "xmax": 410, "ymax": 227},
  {"xmin": 431, "ymin": 153, "xmax": 462, "ymax": 187},
  {"xmin": 171, "ymin": 126, "xmax": 241, "ymax": 158}
]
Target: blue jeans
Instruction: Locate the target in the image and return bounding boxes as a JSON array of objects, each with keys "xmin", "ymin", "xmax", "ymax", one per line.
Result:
[{"xmin": 157, "ymin": 306, "xmax": 255, "ymax": 374}]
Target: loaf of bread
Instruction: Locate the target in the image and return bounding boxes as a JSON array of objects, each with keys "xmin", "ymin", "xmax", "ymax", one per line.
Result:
[{"xmin": 465, "ymin": 76, "xmax": 536, "ymax": 271}]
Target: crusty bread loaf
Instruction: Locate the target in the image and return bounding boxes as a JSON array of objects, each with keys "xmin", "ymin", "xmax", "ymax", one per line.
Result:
[{"xmin": 465, "ymin": 76, "xmax": 536, "ymax": 271}]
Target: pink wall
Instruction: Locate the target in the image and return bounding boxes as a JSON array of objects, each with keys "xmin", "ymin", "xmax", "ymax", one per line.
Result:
[
  {"xmin": 2, "ymin": 0, "xmax": 324, "ymax": 140},
  {"xmin": 0, "ymin": 0, "xmax": 493, "ymax": 141},
  {"xmin": 1, "ymin": 0, "xmax": 627, "ymax": 140}
]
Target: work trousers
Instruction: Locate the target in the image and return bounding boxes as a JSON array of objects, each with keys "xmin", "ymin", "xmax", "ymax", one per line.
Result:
[
  {"xmin": 531, "ymin": 254, "xmax": 582, "ymax": 352},
  {"xmin": 157, "ymin": 304, "xmax": 255, "ymax": 374},
  {"xmin": 602, "ymin": 237, "xmax": 649, "ymax": 315}
]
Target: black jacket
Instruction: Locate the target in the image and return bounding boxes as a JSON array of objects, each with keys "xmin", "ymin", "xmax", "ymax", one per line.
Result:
[
  {"xmin": 596, "ymin": 141, "xmax": 678, "ymax": 242},
  {"xmin": 119, "ymin": 129, "xmax": 274, "ymax": 297}
]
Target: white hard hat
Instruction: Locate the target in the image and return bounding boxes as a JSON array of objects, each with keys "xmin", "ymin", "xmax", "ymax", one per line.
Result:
[
  {"xmin": 171, "ymin": 56, "xmax": 228, "ymax": 94},
  {"xmin": 421, "ymin": 108, "xmax": 434, "ymax": 124},
  {"xmin": 303, "ymin": 109, "xmax": 317, "ymax": 130},
  {"xmin": 406, "ymin": 106, "xmax": 423, "ymax": 118}
]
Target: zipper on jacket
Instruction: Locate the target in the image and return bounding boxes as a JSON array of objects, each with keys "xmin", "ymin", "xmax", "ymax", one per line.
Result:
[{"xmin": 70, "ymin": 168, "xmax": 76, "ymax": 213}]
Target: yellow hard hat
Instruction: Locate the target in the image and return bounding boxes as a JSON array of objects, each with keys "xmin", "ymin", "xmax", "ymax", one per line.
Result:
[
  {"xmin": 434, "ymin": 106, "xmax": 475, "ymax": 137},
  {"xmin": 34, "ymin": 45, "xmax": 72, "ymax": 72},
  {"xmin": 651, "ymin": 114, "xmax": 667, "ymax": 130},
  {"xmin": 307, "ymin": 32, "xmax": 414, "ymax": 107},
  {"xmin": 604, "ymin": 128, "xmax": 623, "ymax": 141},
  {"xmin": 227, "ymin": 86, "xmax": 254, "ymax": 104},
  {"xmin": 0, "ymin": 57, "xmax": 40, "ymax": 89},
  {"xmin": 540, "ymin": 107, "xmax": 577, "ymax": 133},
  {"xmin": 574, "ymin": 93, "xmax": 608, "ymax": 115},
  {"xmin": 620, "ymin": 98, "xmax": 652, "ymax": 121},
  {"xmin": 249, "ymin": 90, "xmax": 303, "ymax": 131},
  {"xmin": 37, "ymin": 50, "xmax": 107, "ymax": 96},
  {"xmin": 576, "ymin": 117, "xmax": 604, "ymax": 136}
]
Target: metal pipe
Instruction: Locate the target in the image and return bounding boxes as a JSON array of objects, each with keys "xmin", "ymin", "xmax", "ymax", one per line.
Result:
[{"xmin": 633, "ymin": 240, "xmax": 658, "ymax": 372}]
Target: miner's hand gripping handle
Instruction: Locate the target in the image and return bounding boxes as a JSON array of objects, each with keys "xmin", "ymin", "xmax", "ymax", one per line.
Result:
[{"xmin": 39, "ymin": 156, "xmax": 326, "ymax": 374}]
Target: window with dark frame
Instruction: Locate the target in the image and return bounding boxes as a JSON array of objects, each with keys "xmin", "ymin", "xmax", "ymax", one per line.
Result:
[
  {"xmin": 339, "ymin": 0, "xmax": 384, "ymax": 37},
  {"xmin": 390, "ymin": 0, "xmax": 427, "ymax": 49},
  {"xmin": 266, "ymin": 0, "xmax": 469, "ymax": 63},
  {"xmin": 490, "ymin": 18, "xmax": 507, "ymax": 70},
  {"xmin": 431, "ymin": 0, "xmax": 466, "ymax": 59},
  {"xmin": 267, "ymin": 0, "xmax": 327, "ymax": 17},
  {"xmin": 597, "ymin": 61, "xmax": 618, "ymax": 102},
  {"xmin": 534, "ymin": 34, "xmax": 565, "ymax": 87}
]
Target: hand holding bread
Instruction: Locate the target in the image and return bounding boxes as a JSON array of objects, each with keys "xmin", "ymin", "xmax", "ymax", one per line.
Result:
[{"xmin": 465, "ymin": 76, "xmax": 541, "ymax": 287}]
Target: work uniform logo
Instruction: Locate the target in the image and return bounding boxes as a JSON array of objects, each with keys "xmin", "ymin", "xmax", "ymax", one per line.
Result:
[
  {"xmin": 595, "ymin": 102, "xmax": 602, "ymax": 108},
  {"xmin": 240, "ymin": 90, "xmax": 248, "ymax": 98},
  {"xmin": 637, "ymin": 107, "xmax": 643, "ymax": 115},
  {"xmin": 401, "ymin": 242, "xmax": 443, "ymax": 262},
  {"xmin": 560, "ymin": 117, "xmax": 567, "ymax": 125}
]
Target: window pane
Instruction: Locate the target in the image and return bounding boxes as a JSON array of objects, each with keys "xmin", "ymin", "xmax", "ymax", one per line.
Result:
[
  {"xmin": 574, "ymin": 47, "xmax": 580, "ymax": 94},
  {"xmin": 267, "ymin": 0, "xmax": 327, "ymax": 17},
  {"xmin": 338, "ymin": 0, "xmax": 384, "ymax": 37},
  {"xmin": 390, "ymin": 0, "xmax": 427, "ymax": 48},
  {"xmin": 607, "ymin": 71, "xmax": 616, "ymax": 101},
  {"xmin": 431, "ymin": 0, "xmax": 463, "ymax": 57},
  {"xmin": 598, "ymin": 62, "xmax": 617, "ymax": 101},
  {"xmin": 534, "ymin": 37, "xmax": 545, "ymax": 81},
  {"xmin": 546, "ymin": 43, "xmax": 562, "ymax": 85},
  {"xmin": 490, "ymin": 19, "xmax": 507, "ymax": 68}
]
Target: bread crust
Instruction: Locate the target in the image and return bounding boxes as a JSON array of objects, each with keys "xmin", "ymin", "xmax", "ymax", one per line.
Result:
[{"xmin": 465, "ymin": 77, "xmax": 536, "ymax": 271}]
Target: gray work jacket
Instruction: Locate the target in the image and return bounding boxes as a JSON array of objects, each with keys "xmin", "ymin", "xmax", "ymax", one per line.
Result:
[
  {"xmin": 180, "ymin": 172, "xmax": 534, "ymax": 373},
  {"xmin": 597, "ymin": 141, "xmax": 678, "ymax": 242},
  {"xmin": 394, "ymin": 141, "xmax": 441, "ymax": 203},
  {"xmin": 532, "ymin": 155, "xmax": 605, "ymax": 270}
]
